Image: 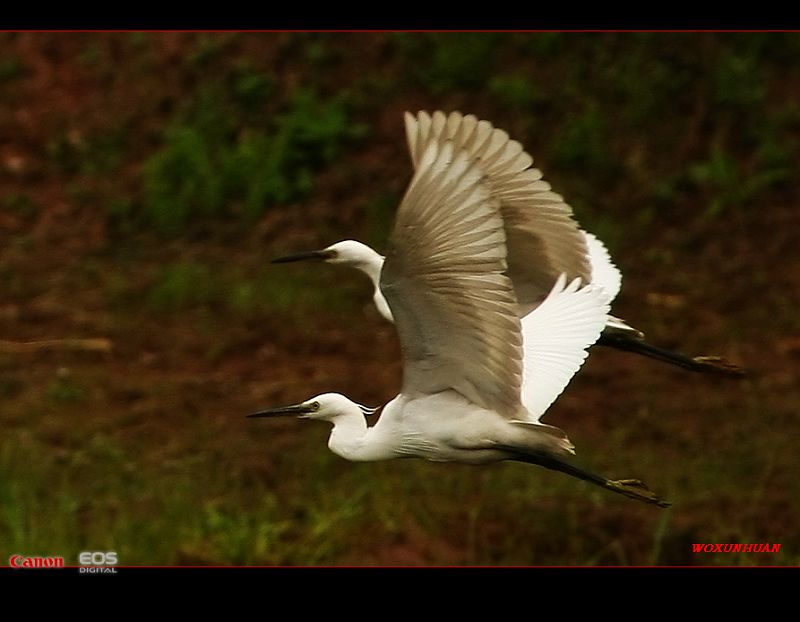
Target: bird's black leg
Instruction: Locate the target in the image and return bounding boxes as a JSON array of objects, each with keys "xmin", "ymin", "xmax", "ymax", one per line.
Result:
[
  {"xmin": 595, "ymin": 331, "xmax": 747, "ymax": 378},
  {"xmin": 504, "ymin": 448, "xmax": 671, "ymax": 508}
]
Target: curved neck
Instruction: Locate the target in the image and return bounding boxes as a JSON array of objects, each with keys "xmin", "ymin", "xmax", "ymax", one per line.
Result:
[
  {"xmin": 328, "ymin": 412, "xmax": 390, "ymax": 462},
  {"xmin": 373, "ymin": 290, "xmax": 394, "ymax": 322},
  {"xmin": 352, "ymin": 253, "xmax": 383, "ymax": 289},
  {"xmin": 350, "ymin": 253, "xmax": 393, "ymax": 322}
]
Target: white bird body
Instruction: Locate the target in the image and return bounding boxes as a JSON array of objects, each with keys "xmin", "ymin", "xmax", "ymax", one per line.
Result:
[
  {"xmin": 256, "ymin": 111, "xmax": 673, "ymax": 507},
  {"xmin": 303, "ymin": 391, "xmax": 571, "ymax": 465},
  {"xmin": 318, "ymin": 238, "xmax": 630, "ymax": 417},
  {"xmin": 321, "ymin": 272, "xmax": 605, "ymax": 463}
]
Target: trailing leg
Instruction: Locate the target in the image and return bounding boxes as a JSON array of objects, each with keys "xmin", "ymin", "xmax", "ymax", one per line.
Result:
[
  {"xmin": 595, "ymin": 331, "xmax": 746, "ymax": 378},
  {"xmin": 503, "ymin": 447, "xmax": 671, "ymax": 508}
]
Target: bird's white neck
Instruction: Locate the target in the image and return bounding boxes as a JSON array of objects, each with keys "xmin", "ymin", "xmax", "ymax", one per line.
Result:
[
  {"xmin": 353, "ymin": 253, "xmax": 383, "ymax": 287},
  {"xmin": 350, "ymin": 253, "xmax": 393, "ymax": 322},
  {"xmin": 327, "ymin": 411, "xmax": 391, "ymax": 462}
]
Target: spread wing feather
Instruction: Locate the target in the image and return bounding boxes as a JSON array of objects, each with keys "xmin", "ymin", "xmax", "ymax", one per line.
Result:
[
  {"xmin": 381, "ymin": 140, "xmax": 524, "ymax": 418},
  {"xmin": 405, "ymin": 110, "xmax": 592, "ymax": 316}
]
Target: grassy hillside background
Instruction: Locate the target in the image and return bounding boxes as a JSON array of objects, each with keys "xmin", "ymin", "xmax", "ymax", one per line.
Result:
[{"xmin": 1, "ymin": 32, "xmax": 799, "ymax": 565}]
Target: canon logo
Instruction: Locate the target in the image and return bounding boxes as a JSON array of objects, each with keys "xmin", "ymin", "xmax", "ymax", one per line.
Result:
[{"xmin": 9, "ymin": 555, "xmax": 65, "ymax": 568}]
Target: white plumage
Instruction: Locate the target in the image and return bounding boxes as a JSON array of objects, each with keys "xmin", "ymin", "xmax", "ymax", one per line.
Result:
[{"xmin": 256, "ymin": 111, "xmax": 671, "ymax": 508}]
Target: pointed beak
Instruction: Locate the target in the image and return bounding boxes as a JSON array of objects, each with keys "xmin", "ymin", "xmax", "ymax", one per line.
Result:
[
  {"xmin": 247, "ymin": 403, "xmax": 316, "ymax": 418},
  {"xmin": 271, "ymin": 249, "xmax": 336, "ymax": 264}
]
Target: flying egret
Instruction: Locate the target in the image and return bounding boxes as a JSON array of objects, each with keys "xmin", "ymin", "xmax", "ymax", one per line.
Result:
[
  {"xmin": 253, "ymin": 133, "xmax": 670, "ymax": 507},
  {"xmin": 273, "ymin": 111, "xmax": 744, "ymax": 378}
]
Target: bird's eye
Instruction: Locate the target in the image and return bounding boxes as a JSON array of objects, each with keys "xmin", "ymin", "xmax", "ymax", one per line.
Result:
[{"xmin": 311, "ymin": 401, "xmax": 320, "ymax": 411}]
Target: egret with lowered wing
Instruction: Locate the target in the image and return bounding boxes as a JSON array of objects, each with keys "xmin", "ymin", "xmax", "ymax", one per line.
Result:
[{"xmin": 253, "ymin": 126, "xmax": 670, "ymax": 507}]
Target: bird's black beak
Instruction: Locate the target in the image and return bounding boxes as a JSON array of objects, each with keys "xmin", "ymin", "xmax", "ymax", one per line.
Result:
[
  {"xmin": 247, "ymin": 403, "xmax": 315, "ymax": 418},
  {"xmin": 271, "ymin": 249, "xmax": 336, "ymax": 264}
]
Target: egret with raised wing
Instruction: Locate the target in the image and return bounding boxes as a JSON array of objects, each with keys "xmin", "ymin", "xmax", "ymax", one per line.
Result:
[
  {"xmin": 253, "ymin": 126, "xmax": 670, "ymax": 507},
  {"xmin": 273, "ymin": 111, "xmax": 744, "ymax": 378}
]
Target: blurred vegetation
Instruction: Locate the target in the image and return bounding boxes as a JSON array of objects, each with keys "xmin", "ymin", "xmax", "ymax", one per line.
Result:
[
  {"xmin": 1, "ymin": 32, "xmax": 799, "ymax": 566},
  {"xmin": 58, "ymin": 32, "xmax": 793, "ymax": 254},
  {"xmin": 143, "ymin": 258, "xmax": 362, "ymax": 317},
  {"xmin": 140, "ymin": 88, "xmax": 365, "ymax": 234},
  {"xmin": 13, "ymin": 31, "xmax": 794, "ymax": 252}
]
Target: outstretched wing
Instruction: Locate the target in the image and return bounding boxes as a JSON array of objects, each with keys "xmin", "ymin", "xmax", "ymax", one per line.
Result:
[
  {"xmin": 380, "ymin": 139, "xmax": 524, "ymax": 418},
  {"xmin": 583, "ymin": 231, "xmax": 644, "ymax": 339},
  {"xmin": 405, "ymin": 110, "xmax": 591, "ymax": 316},
  {"xmin": 583, "ymin": 231, "xmax": 622, "ymax": 303},
  {"xmin": 519, "ymin": 275, "xmax": 610, "ymax": 422}
]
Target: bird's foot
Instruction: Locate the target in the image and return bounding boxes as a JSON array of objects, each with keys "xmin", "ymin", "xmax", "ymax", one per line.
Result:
[
  {"xmin": 605, "ymin": 478, "xmax": 672, "ymax": 508},
  {"xmin": 692, "ymin": 356, "xmax": 748, "ymax": 378}
]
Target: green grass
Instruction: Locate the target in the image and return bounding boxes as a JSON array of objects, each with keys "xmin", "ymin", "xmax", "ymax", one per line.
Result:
[
  {"xmin": 551, "ymin": 104, "xmax": 612, "ymax": 173},
  {"xmin": 392, "ymin": 32, "xmax": 503, "ymax": 93},
  {"xmin": 712, "ymin": 49, "xmax": 766, "ymax": 110},
  {"xmin": 138, "ymin": 87, "xmax": 366, "ymax": 235},
  {"xmin": 141, "ymin": 259, "xmax": 363, "ymax": 317},
  {"xmin": 489, "ymin": 74, "xmax": 543, "ymax": 111},
  {"xmin": 4, "ymin": 389, "xmax": 797, "ymax": 566},
  {"xmin": 0, "ymin": 432, "xmax": 291, "ymax": 565}
]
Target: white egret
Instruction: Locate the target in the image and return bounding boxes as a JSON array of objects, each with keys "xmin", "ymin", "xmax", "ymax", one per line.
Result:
[
  {"xmin": 253, "ymin": 130, "xmax": 670, "ymax": 507},
  {"xmin": 274, "ymin": 111, "xmax": 744, "ymax": 378}
]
